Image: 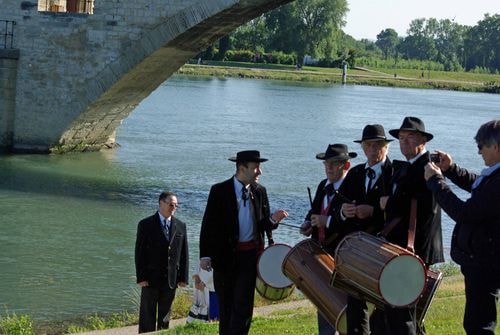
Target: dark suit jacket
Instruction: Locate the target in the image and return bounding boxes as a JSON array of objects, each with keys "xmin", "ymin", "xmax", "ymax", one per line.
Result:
[
  {"xmin": 385, "ymin": 153, "xmax": 444, "ymax": 265},
  {"xmin": 339, "ymin": 159, "xmax": 393, "ymax": 235},
  {"xmin": 199, "ymin": 177, "xmax": 277, "ymax": 272},
  {"xmin": 305, "ymin": 178, "xmax": 352, "ymax": 254},
  {"xmin": 135, "ymin": 212, "xmax": 189, "ymax": 289},
  {"xmin": 428, "ymin": 163, "xmax": 500, "ymax": 268}
]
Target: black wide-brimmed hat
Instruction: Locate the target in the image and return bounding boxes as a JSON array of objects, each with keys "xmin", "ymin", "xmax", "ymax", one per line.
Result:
[
  {"xmin": 316, "ymin": 144, "xmax": 357, "ymax": 161},
  {"xmin": 389, "ymin": 116, "xmax": 433, "ymax": 141},
  {"xmin": 228, "ymin": 150, "xmax": 268, "ymax": 163},
  {"xmin": 354, "ymin": 124, "xmax": 393, "ymax": 143}
]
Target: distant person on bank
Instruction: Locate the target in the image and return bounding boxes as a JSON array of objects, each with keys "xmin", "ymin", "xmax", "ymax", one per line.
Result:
[
  {"xmin": 424, "ymin": 119, "xmax": 500, "ymax": 335},
  {"xmin": 135, "ymin": 191, "xmax": 189, "ymax": 333}
]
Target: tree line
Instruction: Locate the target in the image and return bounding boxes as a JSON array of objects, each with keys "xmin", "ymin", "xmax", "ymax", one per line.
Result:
[{"xmin": 198, "ymin": 0, "xmax": 499, "ymax": 74}]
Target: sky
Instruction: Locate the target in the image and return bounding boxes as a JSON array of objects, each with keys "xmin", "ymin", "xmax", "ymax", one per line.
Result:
[{"xmin": 343, "ymin": 0, "xmax": 500, "ymax": 40}]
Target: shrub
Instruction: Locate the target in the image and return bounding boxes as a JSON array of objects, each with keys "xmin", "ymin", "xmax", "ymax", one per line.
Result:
[
  {"xmin": 0, "ymin": 313, "xmax": 35, "ymax": 335},
  {"xmin": 224, "ymin": 50, "xmax": 255, "ymax": 63}
]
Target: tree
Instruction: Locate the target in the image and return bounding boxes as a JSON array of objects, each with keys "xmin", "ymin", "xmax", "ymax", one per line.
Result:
[
  {"xmin": 376, "ymin": 28, "xmax": 399, "ymax": 59},
  {"xmin": 230, "ymin": 16, "xmax": 269, "ymax": 52},
  {"xmin": 265, "ymin": 0, "xmax": 348, "ymax": 63},
  {"xmin": 433, "ymin": 19, "xmax": 465, "ymax": 71},
  {"xmin": 464, "ymin": 14, "xmax": 500, "ymax": 72},
  {"xmin": 399, "ymin": 18, "xmax": 438, "ymax": 61}
]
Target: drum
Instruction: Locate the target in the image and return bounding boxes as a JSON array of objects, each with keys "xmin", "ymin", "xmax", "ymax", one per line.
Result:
[
  {"xmin": 332, "ymin": 231, "xmax": 426, "ymax": 308},
  {"xmin": 417, "ymin": 269, "xmax": 443, "ymax": 325},
  {"xmin": 256, "ymin": 244, "xmax": 295, "ymax": 301},
  {"xmin": 282, "ymin": 239, "xmax": 348, "ymax": 335}
]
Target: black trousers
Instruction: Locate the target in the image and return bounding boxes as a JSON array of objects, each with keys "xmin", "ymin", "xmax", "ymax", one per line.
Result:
[
  {"xmin": 346, "ymin": 296, "xmax": 370, "ymax": 335},
  {"xmin": 346, "ymin": 296, "xmax": 386, "ymax": 335},
  {"xmin": 461, "ymin": 265, "xmax": 500, "ymax": 335},
  {"xmin": 138, "ymin": 283, "xmax": 176, "ymax": 333},
  {"xmin": 214, "ymin": 248, "xmax": 258, "ymax": 335},
  {"xmin": 383, "ymin": 305, "xmax": 417, "ymax": 335}
]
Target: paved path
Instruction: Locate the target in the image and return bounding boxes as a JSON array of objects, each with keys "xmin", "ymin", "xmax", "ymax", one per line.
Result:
[{"xmin": 77, "ymin": 300, "xmax": 313, "ymax": 335}]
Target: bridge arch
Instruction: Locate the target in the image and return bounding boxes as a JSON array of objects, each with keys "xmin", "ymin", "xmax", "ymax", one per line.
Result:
[{"xmin": 1, "ymin": 0, "xmax": 292, "ymax": 153}]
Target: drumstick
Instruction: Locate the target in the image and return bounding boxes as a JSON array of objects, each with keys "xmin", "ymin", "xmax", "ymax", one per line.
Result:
[
  {"xmin": 334, "ymin": 190, "xmax": 353, "ymax": 203},
  {"xmin": 279, "ymin": 222, "xmax": 302, "ymax": 229},
  {"xmin": 307, "ymin": 187, "xmax": 313, "ymax": 208}
]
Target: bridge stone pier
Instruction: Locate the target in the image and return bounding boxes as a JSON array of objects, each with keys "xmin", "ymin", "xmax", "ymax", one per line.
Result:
[{"xmin": 0, "ymin": 0, "xmax": 292, "ymax": 153}]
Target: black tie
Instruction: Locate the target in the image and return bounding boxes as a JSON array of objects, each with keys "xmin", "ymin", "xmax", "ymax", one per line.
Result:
[
  {"xmin": 241, "ymin": 186, "xmax": 248, "ymax": 207},
  {"xmin": 366, "ymin": 167, "xmax": 376, "ymax": 192},
  {"xmin": 324, "ymin": 183, "xmax": 335, "ymax": 197}
]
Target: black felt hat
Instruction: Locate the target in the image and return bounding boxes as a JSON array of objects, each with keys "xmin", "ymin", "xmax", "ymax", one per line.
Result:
[
  {"xmin": 354, "ymin": 124, "xmax": 393, "ymax": 143},
  {"xmin": 228, "ymin": 150, "xmax": 268, "ymax": 163},
  {"xmin": 389, "ymin": 116, "xmax": 434, "ymax": 141},
  {"xmin": 316, "ymin": 144, "xmax": 357, "ymax": 161}
]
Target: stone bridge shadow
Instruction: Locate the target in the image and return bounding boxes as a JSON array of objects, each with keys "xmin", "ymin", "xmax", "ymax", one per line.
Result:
[{"xmin": 4, "ymin": 0, "xmax": 293, "ymax": 153}]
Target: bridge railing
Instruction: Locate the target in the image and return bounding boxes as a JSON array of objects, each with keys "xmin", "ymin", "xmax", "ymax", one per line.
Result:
[{"xmin": 0, "ymin": 20, "xmax": 16, "ymax": 49}]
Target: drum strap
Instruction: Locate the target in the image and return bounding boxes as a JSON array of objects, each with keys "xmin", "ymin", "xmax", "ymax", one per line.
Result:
[
  {"xmin": 378, "ymin": 198, "xmax": 417, "ymax": 253},
  {"xmin": 407, "ymin": 198, "xmax": 417, "ymax": 253}
]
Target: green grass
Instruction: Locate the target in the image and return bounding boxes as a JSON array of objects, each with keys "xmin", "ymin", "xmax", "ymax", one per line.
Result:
[
  {"xmin": 157, "ymin": 274, "xmax": 499, "ymax": 335},
  {"xmin": 0, "ymin": 313, "xmax": 35, "ymax": 335},
  {"xmin": 178, "ymin": 61, "xmax": 500, "ymax": 93},
  {"xmin": 4, "ymin": 271, "xmax": 499, "ymax": 334}
]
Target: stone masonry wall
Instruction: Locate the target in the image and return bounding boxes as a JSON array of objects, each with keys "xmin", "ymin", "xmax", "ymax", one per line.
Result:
[{"xmin": 0, "ymin": 0, "xmax": 292, "ymax": 153}]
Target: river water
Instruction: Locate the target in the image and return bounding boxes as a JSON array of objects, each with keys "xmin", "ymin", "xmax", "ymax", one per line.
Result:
[{"xmin": 0, "ymin": 76, "xmax": 498, "ymax": 321}]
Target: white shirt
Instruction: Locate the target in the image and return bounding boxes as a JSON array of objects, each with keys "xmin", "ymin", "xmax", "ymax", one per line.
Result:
[{"xmin": 233, "ymin": 176, "xmax": 254, "ymax": 242}]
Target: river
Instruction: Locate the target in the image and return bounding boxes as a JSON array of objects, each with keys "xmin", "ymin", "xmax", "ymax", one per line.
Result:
[{"xmin": 0, "ymin": 75, "xmax": 498, "ymax": 321}]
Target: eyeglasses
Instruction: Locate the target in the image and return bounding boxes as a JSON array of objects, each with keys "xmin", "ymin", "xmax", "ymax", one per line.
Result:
[{"xmin": 163, "ymin": 201, "xmax": 179, "ymax": 208}]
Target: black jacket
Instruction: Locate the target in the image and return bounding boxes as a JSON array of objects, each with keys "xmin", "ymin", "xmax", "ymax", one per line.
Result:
[
  {"xmin": 339, "ymin": 159, "xmax": 393, "ymax": 236},
  {"xmin": 385, "ymin": 153, "xmax": 444, "ymax": 265},
  {"xmin": 427, "ymin": 163, "xmax": 500, "ymax": 268},
  {"xmin": 305, "ymin": 178, "xmax": 350, "ymax": 254},
  {"xmin": 135, "ymin": 212, "xmax": 189, "ymax": 288},
  {"xmin": 199, "ymin": 178, "xmax": 277, "ymax": 272}
]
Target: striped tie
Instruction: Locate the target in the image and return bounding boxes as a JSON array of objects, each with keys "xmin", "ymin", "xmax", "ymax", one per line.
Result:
[{"xmin": 163, "ymin": 219, "xmax": 170, "ymax": 241}]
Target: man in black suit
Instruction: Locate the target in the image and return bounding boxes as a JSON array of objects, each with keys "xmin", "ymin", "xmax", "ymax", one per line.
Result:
[
  {"xmin": 135, "ymin": 191, "xmax": 189, "ymax": 333},
  {"xmin": 199, "ymin": 150, "xmax": 288, "ymax": 335},
  {"xmin": 300, "ymin": 143, "xmax": 357, "ymax": 335},
  {"xmin": 379, "ymin": 117, "xmax": 444, "ymax": 335},
  {"xmin": 339, "ymin": 124, "xmax": 393, "ymax": 335}
]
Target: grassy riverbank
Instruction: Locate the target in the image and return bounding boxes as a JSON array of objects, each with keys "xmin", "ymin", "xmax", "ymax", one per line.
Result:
[
  {"xmin": 6, "ymin": 263, "xmax": 497, "ymax": 335},
  {"xmin": 177, "ymin": 61, "xmax": 500, "ymax": 93},
  {"xmin": 159, "ymin": 274, "xmax": 500, "ymax": 335}
]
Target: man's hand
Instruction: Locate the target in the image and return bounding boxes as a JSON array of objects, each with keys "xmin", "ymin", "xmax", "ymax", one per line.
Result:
[
  {"xmin": 300, "ymin": 220, "xmax": 312, "ymax": 236},
  {"xmin": 311, "ymin": 214, "xmax": 328, "ymax": 228},
  {"xmin": 424, "ymin": 162, "xmax": 442, "ymax": 181},
  {"xmin": 138, "ymin": 281, "xmax": 149, "ymax": 287},
  {"xmin": 355, "ymin": 204, "xmax": 374, "ymax": 219},
  {"xmin": 434, "ymin": 150, "xmax": 453, "ymax": 172},
  {"xmin": 341, "ymin": 203, "xmax": 357, "ymax": 218},
  {"xmin": 271, "ymin": 209, "xmax": 289, "ymax": 223},
  {"xmin": 178, "ymin": 282, "xmax": 188, "ymax": 288}
]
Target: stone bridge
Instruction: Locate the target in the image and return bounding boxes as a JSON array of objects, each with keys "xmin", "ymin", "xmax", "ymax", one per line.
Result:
[{"xmin": 0, "ymin": 0, "xmax": 293, "ymax": 153}]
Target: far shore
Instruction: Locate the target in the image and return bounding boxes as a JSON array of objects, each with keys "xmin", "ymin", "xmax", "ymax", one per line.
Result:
[{"xmin": 177, "ymin": 62, "xmax": 500, "ymax": 94}]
